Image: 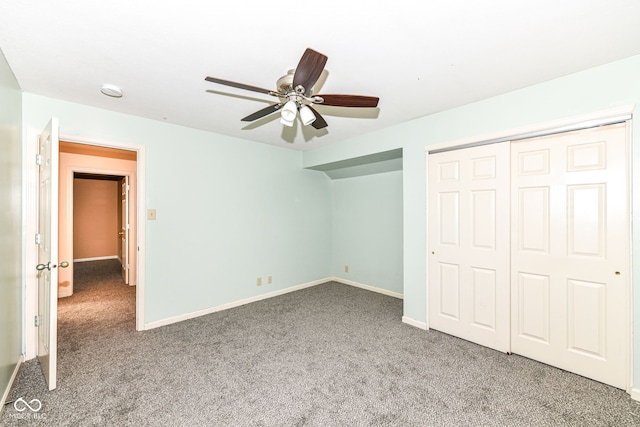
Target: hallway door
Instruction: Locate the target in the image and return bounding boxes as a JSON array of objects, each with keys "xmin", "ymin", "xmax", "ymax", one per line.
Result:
[
  {"xmin": 120, "ymin": 176, "xmax": 130, "ymax": 284},
  {"xmin": 36, "ymin": 118, "xmax": 60, "ymax": 390}
]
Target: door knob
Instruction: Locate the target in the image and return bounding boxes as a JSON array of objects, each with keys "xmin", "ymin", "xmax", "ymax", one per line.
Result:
[
  {"xmin": 36, "ymin": 261, "xmax": 69, "ymax": 271},
  {"xmin": 36, "ymin": 262, "xmax": 51, "ymax": 271}
]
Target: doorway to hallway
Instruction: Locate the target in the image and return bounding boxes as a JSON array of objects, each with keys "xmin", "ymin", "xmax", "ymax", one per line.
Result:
[{"xmin": 58, "ymin": 141, "xmax": 138, "ymax": 299}]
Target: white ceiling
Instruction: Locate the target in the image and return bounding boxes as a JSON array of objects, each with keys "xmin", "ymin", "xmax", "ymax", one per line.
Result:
[{"xmin": 2, "ymin": 1, "xmax": 640, "ymax": 151}]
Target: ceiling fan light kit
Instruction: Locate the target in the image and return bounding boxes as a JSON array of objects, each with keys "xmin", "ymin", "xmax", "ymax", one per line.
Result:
[
  {"xmin": 299, "ymin": 105, "xmax": 316, "ymax": 126},
  {"xmin": 280, "ymin": 100, "xmax": 298, "ymax": 122},
  {"xmin": 205, "ymin": 48, "xmax": 379, "ymax": 131},
  {"xmin": 280, "ymin": 117, "xmax": 294, "ymax": 127}
]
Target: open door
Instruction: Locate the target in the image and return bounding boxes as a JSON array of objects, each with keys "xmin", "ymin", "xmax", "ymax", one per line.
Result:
[
  {"xmin": 120, "ymin": 176, "xmax": 130, "ymax": 284},
  {"xmin": 35, "ymin": 118, "xmax": 66, "ymax": 390}
]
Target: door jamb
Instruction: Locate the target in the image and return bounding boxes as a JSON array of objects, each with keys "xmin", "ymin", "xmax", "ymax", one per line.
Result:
[
  {"xmin": 24, "ymin": 134, "xmax": 146, "ymax": 360},
  {"xmin": 65, "ymin": 166, "xmax": 135, "ymax": 293},
  {"xmin": 59, "ymin": 136, "xmax": 146, "ymax": 333}
]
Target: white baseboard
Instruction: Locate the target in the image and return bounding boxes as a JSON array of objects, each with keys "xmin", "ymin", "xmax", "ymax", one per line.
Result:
[
  {"xmin": 0, "ymin": 355, "xmax": 23, "ymax": 416},
  {"xmin": 144, "ymin": 277, "xmax": 405, "ymax": 331},
  {"xmin": 402, "ymin": 316, "xmax": 428, "ymax": 330},
  {"xmin": 331, "ymin": 277, "xmax": 403, "ymax": 299},
  {"xmin": 144, "ymin": 278, "xmax": 329, "ymax": 330},
  {"xmin": 74, "ymin": 255, "xmax": 119, "ymax": 262},
  {"xmin": 630, "ymin": 387, "xmax": 640, "ymax": 402}
]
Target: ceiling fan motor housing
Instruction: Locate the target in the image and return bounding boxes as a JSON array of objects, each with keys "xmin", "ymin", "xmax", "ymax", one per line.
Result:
[{"xmin": 277, "ymin": 69, "xmax": 296, "ymax": 93}]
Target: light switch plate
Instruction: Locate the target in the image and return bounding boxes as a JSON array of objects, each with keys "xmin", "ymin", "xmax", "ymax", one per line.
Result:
[{"xmin": 147, "ymin": 209, "xmax": 156, "ymax": 220}]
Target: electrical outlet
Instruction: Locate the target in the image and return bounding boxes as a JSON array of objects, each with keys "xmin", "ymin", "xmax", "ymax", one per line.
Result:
[
  {"xmin": 256, "ymin": 277, "xmax": 262, "ymax": 286},
  {"xmin": 345, "ymin": 265, "xmax": 349, "ymax": 273},
  {"xmin": 268, "ymin": 276, "xmax": 272, "ymax": 284}
]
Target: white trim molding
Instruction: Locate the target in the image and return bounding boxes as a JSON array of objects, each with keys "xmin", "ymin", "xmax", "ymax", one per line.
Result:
[
  {"xmin": 425, "ymin": 104, "xmax": 635, "ymax": 154},
  {"xmin": 144, "ymin": 277, "xmax": 405, "ymax": 330},
  {"xmin": 144, "ymin": 278, "xmax": 329, "ymax": 330},
  {"xmin": 631, "ymin": 388, "xmax": 640, "ymax": 402},
  {"xmin": 0, "ymin": 355, "xmax": 23, "ymax": 416},
  {"xmin": 74, "ymin": 256, "xmax": 119, "ymax": 262},
  {"xmin": 402, "ymin": 316, "xmax": 428, "ymax": 330},
  {"xmin": 331, "ymin": 277, "xmax": 403, "ymax": 299}
]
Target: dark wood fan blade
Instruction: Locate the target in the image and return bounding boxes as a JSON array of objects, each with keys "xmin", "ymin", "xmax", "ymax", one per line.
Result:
[
  {"xmin": 315, "ymin": 94, "xmax": 379, "ymax": 108},
  {"xmin": 205, "ymin": 76, "xmax": 275, "ymax": 95},
  {"xmin": 309, "ymin": 106, "xmax": 328, "ymax": 129},
  {"xmin": 241, "ymin": 103, "xmax": 282, "ymax": 122},
  {"xmin": 292, "ymin": 48, "xmax": 327, "ymax": 94}
]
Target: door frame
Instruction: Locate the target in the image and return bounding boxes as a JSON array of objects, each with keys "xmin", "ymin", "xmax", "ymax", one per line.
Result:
[
  {"xmin": 424, "ymin": 105, "xmax": 633, "ymax": 392},
  {"xmin": 65, "ymin": 167, "xmax": 135, "ymax": 291},
  {"xmin": 25, "ymin": 132, "xmax": 146, "ymax": 360}
]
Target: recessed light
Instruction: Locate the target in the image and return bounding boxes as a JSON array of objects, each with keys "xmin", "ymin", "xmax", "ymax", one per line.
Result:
[{"xmin": 100, "ymin": 83, "xmax": 123, "ymax": 98}]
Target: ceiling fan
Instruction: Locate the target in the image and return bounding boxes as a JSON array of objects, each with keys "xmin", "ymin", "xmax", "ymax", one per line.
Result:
[{"xmin": 205, "ymin": 48, "xmax": 379, "ymax": 130}]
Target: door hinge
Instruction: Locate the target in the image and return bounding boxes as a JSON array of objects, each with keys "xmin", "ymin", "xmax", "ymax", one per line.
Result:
[
  {"xmin": 35, "ymin": 233, "xmax": 42, "ymax": 245},
  {"xmin": 126, "ymin": 184, "xmax": 130, "ymax": 191},
  {"xmin": 35, "ymin": 153, "xmax": 43, "ymax": 166},
  {"xmin": 34, "ymin": 315, "xmax": 40, "ymax": 327}
]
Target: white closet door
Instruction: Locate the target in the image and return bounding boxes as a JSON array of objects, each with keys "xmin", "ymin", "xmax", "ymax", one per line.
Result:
[
  {"xmin": 428, "ymin": 143, "xmax": 510, "ymax": 352},
  {"xmin": 510, "ymin": 123, "xmax": 629, "ymax": 389}
]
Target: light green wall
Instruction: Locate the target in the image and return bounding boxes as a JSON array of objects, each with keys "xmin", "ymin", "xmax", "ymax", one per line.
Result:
[
  {"xmin": 304, "ymin": 54, "xmax": 640, "ymax": 385},
  {"xmin": 331, "ymin": 171, "xmax": 403, "ymax": 294},
  {"xmin": 14, "ymin": 53, "xmax": 640, "ymax": 390},
  {"xmin": 0, "ymin": 49, "xmax": 23, "ymax": 401},
  {"xmin": 22, "ymin": 94, "xmax": 332, "ymax": 323}
]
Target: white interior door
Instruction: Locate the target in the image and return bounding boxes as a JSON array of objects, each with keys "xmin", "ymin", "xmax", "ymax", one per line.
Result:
[
  {"xmin": 428, "ymin": 142, "xmax": 511, "ymax": 352},
  {"xmin": 36, "ymin": 118, "xmax": 60, "ymax": 391},
  {"xmin": 120, "ymin": 176, "xmax": 129, "ymax": 284},
  {"xmin": 510, "ymin": 123, "xmax": 629, "ymax": 389}
]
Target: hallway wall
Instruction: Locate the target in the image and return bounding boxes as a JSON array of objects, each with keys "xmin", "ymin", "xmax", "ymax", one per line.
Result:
[{"xmin": 73, "ymin": 178, "xmax": 119, "ymax": 260}]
